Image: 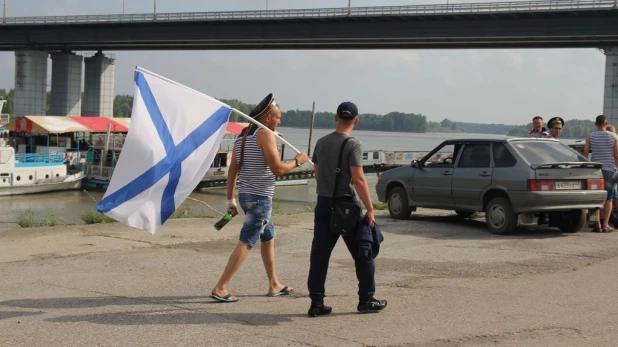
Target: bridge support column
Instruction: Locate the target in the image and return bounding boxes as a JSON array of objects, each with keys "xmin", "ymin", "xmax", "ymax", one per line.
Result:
[
  {"xmin": 83, "ymin": 52, "xmax": 115, "ymax": 117},
  {"xmin": 50, "ymin": 52, "xmax": 83, "ymax": 116},
  {"xmin": 604, "ymin": 47, "xmax": 618, "ymax": 126},
  {"xmin": 13, "ymin": 50, "xmax": 48, "ymax": 118}
]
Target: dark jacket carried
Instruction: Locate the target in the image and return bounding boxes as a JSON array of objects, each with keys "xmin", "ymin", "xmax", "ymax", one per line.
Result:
[{"xmin": 355, "ymin": 216, "xmax": 384, "ymax": 261}]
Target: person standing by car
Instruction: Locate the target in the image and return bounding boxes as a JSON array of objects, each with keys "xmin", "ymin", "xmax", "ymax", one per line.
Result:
[
  {"xmin": 546, "ymin": 117, "xmax": 564, "ymax": 140},
  {"xmin": 307, "ymin": 101, "xmax": 387, "ymax": 317},
  {"xmin": 584, "ymin": 115, "xmax": 618, "ymax": 233},
  {"xmin": 525, "ymin": 116, "xmax": 549, "ymax": 138}
]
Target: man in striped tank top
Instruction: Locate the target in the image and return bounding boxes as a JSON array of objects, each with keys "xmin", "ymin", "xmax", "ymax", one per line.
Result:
[
  {"xmin": 584, "ymin": 115, "xmax": 618, "ymax": 233},
  {"xmin": 210, "ymin": 94, "xmax": 309, "ymax": 302}
]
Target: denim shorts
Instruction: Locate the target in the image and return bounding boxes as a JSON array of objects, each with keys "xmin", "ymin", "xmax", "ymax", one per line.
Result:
[
  {"xmin": 238, "ymin": 192, "xmax": 275, "ymax": 247},
  {"xmin": 602, "ymin": 169, "xmax": 618, "ymax": 201}
]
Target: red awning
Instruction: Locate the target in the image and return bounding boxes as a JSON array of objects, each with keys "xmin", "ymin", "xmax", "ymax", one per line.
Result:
[
  {"xmin": 226, "ymin": 122, "xmax": 246, "ymax": 135},
  {"xmin": 70, "ymin": 117, "xmax": 129, "ymax": 133}
]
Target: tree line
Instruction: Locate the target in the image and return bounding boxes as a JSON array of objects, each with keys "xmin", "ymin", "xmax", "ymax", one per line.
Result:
[{"xmin": 0, "ymin": 88, "xmax": 602, "ymax": 139}]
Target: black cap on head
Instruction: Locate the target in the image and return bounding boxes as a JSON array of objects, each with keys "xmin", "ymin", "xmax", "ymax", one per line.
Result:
[
  {"xmin": 547, "ymin": 117, "xmax": 564, "ymax": 128},
  {"xmin": 336, "ymin": 101, "xmax": 358, "ymax": 120},
  {"xmin": 249, "ymin": 93, "xmax": 278, "ymax": 120}
]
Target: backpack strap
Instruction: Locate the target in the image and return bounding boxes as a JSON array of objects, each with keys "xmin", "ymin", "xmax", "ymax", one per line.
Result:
[{"xmin": 332, "ymin": 137, "xmax": 353, "ymax": 202}]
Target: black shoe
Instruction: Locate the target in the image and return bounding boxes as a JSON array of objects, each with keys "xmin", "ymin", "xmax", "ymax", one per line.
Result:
[
  {"xmin": 308, "ymin": 304, "xmax": 332, "ymax": 317},
  {"xmin": 357, "ymin": 297, "xmax": 387, "ymax": 314}
]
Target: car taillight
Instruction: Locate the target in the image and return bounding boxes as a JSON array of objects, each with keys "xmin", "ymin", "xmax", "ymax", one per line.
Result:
[
  {"xmin": 587, "ymin": 179, "xmax": 604, "ymax": 190},
  {"xmin": 527, "ymin": 180, "xmax": 555, "ymax": 191}
]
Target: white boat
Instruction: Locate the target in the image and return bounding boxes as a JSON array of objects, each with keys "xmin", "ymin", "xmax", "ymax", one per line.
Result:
[{"xmin": 0, "ymin": 145, "xmax": 84, "ymax": 196}]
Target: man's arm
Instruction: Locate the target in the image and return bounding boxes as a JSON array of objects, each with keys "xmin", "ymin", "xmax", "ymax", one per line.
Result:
[
  {"xmin": 312, "ymin": 150, "xmax": 318, "ymax": 181},
  {"xmin": 348, "ymin": 141, "xmax": 374, "ymax": 225},
  {"xmin": 351, "ymin": 166, "xmax": 375, "ymax": 226},
  {"xmin": 226, "ymin": 148, "xmax": 239, "ymax": 215},
  {"xmin": 583, "ymin": 135, "xmax": 591, "ymax": 158},
  {"xmin": 313, "ymin": 164, "xmax": 319, "ymax": 181},
  {"xmin": 257, "ymin": 129, "xmax": 308, "ymax": 175}
]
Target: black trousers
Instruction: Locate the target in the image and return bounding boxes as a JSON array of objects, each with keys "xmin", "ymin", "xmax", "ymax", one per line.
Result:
[{"xmin": 307, "ymin": 195, "xmax": 375, "ymax": 305}]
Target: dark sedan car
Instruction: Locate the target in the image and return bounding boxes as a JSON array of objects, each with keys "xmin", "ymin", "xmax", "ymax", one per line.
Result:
[{"xmin": 375, "ymin": 138, "xmax": 607, "ymax": 234}]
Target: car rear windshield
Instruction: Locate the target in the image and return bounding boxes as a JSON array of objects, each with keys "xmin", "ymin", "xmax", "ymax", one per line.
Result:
[{"xmin": 510, "ymin": 141, "xmax": 586, "ymax": 165}]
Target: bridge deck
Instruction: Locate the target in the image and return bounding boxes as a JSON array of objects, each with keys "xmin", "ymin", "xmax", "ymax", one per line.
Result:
[{"xmin": 1, "ymin": 0, "xmax": 618, "ymax": 50}]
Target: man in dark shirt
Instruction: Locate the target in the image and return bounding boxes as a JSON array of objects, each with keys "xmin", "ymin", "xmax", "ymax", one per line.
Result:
[{"xmin": 307, "ymin": 101, "xmax": 387, "ymax": 317}]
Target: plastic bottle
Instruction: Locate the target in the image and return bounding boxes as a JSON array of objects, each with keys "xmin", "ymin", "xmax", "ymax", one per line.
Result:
[{"xmin": 214, "ymin": 212, "xmax": 235, "ymax": 231}]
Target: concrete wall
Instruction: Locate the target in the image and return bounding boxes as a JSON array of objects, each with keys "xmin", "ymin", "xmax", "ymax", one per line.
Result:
[
  {"xmin": 49, "ymin": 52, "xmax": 83, "ymax": 117},
  {"xmin": 604, "ymin": 47, "xmax": 618, "ymax": 126},
  {"xmin": 13, "ymin": 50, "xmax": 48, "ymax": 118},
  {"xmin": 83, "ymin": 52, "xmax": 115, "ymax": 117}
]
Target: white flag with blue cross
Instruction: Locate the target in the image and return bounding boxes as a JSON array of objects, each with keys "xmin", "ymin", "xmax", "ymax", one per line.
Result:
[{"xmin": 96, "ymin": 67, "xmax": 232, "ymax": 234}]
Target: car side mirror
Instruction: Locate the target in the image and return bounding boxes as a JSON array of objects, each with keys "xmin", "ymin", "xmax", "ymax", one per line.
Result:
[{"xmin": 411, "ymin": 160, "xmax": 420, "ymax": 168}]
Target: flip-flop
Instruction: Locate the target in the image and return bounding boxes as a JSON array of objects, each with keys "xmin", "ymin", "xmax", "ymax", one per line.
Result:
[
  {"xmin": 267, "ymin": 285, "xmax": 294, "ymax": 297},
  {"xmin": 210, "ymin": 294, "xmax": 239, "ymax": 303}
]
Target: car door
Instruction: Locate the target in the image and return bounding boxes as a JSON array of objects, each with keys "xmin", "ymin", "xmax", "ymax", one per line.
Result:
[
  {"xmin": 412, "ymin": 143, "xmax": 461, "ymax": 208},
  {"xmin": 451, "ymin": 143, "xmax": 493, "ymax": 210}
]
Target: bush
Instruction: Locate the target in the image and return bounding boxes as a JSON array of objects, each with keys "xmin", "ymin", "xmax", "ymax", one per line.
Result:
[
  {"xmin": 17, "ymin": 209, "xmax": 62, "ymax": 228},
  {"xmin": 81, "ymin": 208, "xmax": 116, "ymax": 224},
  {"xmin": 372, "ymin": 202, "xmax": 388, "ymax": 211}
]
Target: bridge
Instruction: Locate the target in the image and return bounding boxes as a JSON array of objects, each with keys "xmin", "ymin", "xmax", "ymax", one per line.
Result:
[
  {"xmin": 2, "ymin": 0, "xmax": 618, "ymax": 123},
  {"xmin": 1, "ymin": 0, "xmax": 618, "ymax": 50}
]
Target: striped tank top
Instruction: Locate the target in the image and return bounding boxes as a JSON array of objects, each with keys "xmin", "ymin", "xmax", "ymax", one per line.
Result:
[
  {"xmin": 590, "ymin": 130, "xmax": 617, "ymax": 172},
  {"xmin": 234, "ymin": 128, "xmax": 275, "ymax": 197}
]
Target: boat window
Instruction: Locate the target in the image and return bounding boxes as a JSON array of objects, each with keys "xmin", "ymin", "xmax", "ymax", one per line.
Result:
[
  {"xmin": 16, "ymin": 176, "xmax": 20, "ymax": 181},
  {"xmin": 373, "ymin": 152, "xmax": 380, "ymax": 160},
  {"xmin": 363, "ymin": 152, "xmax": 368, "ymax": 160}
]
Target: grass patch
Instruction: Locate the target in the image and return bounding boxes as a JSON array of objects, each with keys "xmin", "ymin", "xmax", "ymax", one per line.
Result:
[
  {"xmin": 372, "ymin": 202, "xmax": 388, "ymax": 211},
  {"xmin": 272, "ymin": 198, "xmax": 282, "ymax": 214},
  {"xmin": 17, "ymin": 209, "xmax": 62, "ymax": 228},
  {"xmin": 169, "ymin": 207, "xmax": 215, "ymax": 219},
  {"xmin": 81, "ymin": 208, "xmax": 116, "ymax": 224}
]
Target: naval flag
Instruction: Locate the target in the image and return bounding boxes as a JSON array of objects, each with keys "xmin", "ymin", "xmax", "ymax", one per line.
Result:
[{"xmin": 96, "ymin": 67, "xmax": 232, "ymax": 234}]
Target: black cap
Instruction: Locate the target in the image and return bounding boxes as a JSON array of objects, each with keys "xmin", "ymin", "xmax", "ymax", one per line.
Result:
[
  {"xmin": 249, "ymin": 93, "xmax": 278, "ymax": 120},
  {"xmin": 336, "ymin": 101, "xmax": 358, "ymax": 119}
]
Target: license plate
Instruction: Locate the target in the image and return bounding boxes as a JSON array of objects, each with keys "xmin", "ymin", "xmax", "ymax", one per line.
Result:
[{"xmin": 555, "ymin": 181, "xmax": 582, "ymax": 190}]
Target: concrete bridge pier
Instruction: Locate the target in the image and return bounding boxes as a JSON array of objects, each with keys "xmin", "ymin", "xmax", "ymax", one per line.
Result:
[
  {"xmin": 49, "ymin": 52, "xmax": 83, "ymax": 116},
  {"xmin": 13, "ymin": 50, "xmax": 48, "ymax": 118},
  {"xmin": 83, "ymin": 52, "xmax": 115, "ymax": 118},
  {"xmin": 604, "ymin": 47, "xmax": 618, "ymax": 125}
]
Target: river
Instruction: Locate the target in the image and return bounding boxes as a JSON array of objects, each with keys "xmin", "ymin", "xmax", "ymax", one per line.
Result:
[{"xmin": 0, "ymin": 128, "xmax": 580, "ymax": 229}]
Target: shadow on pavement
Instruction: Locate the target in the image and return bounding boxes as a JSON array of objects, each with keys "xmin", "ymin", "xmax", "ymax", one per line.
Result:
[
  {"xmin": 0, "ymin": 311, "xmax": 43, "ymax": 321},
  {"xmin": 375, "ymin": 214, "xmax": 570, "ymax": 240},
  {"xmin": 1, "ymin": 296, "xmax": 357, "ymax": 326},
  {"xmin": 45, "ymin": 309, "xmax": 354, "ymax": 326}
]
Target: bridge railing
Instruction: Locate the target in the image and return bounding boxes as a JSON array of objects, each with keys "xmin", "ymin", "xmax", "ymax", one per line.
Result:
[{"xmin": 3, "ymin": 0, "xmax": 618, "ymax": 25}]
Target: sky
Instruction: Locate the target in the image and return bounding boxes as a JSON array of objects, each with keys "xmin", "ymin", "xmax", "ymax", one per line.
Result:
[{"xmin": 0, "ymin": 0, "xmax": 608, "ymax": 125}]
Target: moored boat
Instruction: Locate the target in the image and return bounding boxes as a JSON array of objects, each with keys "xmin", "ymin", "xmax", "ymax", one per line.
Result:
[{"xmin": 0, "ymin": 145, "xmax": 84, "ymax": 196}]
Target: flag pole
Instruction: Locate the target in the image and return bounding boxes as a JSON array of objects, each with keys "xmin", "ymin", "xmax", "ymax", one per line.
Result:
[
  {"xmin": 231, "ymin": 108, "xmax": 314, "ymax": 166},
  {"xmin": 135, "ymin": 67, "xmax": 313, "ymax": 165}
]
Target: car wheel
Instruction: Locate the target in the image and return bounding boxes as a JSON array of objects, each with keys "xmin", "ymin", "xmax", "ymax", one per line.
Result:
[
  {"xmin": 387, "ymin": 186, "xmax": 411, "ymax": 220},
  {"xmin": 553, "ymin": 210, "xmax": 586, "ymax": 233},
  {"xmin": 485, "ymin": 197, "xmax": 517, "ymax": 235},
  {"xmin": 455, "ymin": 211, "xmax": 475, "ymax": 218}
]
